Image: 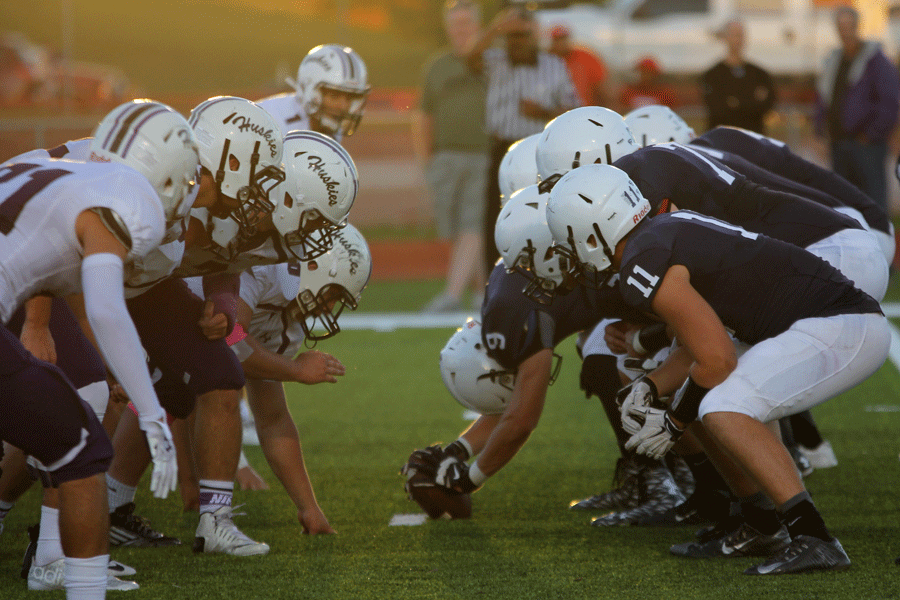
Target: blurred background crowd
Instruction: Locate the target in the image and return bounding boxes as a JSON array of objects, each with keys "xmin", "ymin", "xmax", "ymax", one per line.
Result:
[{"xmin": 2, "ymin": 0, "xmax": 900, "ymax": 299}]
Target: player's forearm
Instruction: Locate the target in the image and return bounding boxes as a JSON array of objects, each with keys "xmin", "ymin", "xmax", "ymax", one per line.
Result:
[
  {"xmin": 238, "ymin": 334, "xmax": 302, "ymax": 381},
  {"xmin": 81, "ymin": 254, "xmax": 164, "ymax": 421},
  {"xmin": 458, "ymin": 414, "xmax": 502, "ymax": 457},
  {"xmin": 249, "ymin": 386, "xmax": 320, "ymax": 512}
]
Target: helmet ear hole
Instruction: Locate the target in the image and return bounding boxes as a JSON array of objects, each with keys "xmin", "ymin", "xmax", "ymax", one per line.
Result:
[
  {"xmin": 308, "ymin": 260, "xmax": 319, "ymax": 272},
  {"xmin": 163, "ymin": 178, "xmax": 174, "ymax": 194},
  {"xmin": 229, "ymin": 155, "xmax": 240, "ymax": 171},
  {"xmin": 587, "ymin": 234, "xmax": 598, "ymax": 249},
  {"xmin": 283, "ymin": 191, "xmax": 293, "ymax": 209}
]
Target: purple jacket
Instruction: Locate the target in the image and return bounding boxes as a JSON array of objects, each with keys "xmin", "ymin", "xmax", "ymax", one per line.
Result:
[{"xmin": 816, "ymin": 41, "xmax": 900, "ymax": 144}]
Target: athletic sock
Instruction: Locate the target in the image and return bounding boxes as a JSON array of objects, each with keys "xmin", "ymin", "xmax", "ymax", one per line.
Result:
[
  {"xmin": 65, "ymin": 554, "xmax": 109, "ymax": 600},
  {"xmin": 682, "ymin": 452, "xmax": 729, "ymax": 494},
  {"xmin": 739, "ymin": 491, "xmax": 780, "ymax": 535},
  {"xmin": 35, "ymin": 505, "xmax": 64, "ymax": 566},
  {"xmin": 106, "ymin": 475, "xmax": 136, "ymax": 512},
  {"xmin": 778, "ymin": 491, "xmax": 832, "ymax": 542},
  {"xmin": 198, "ymin": 480, "xmax": 234, "ymax": 515}
]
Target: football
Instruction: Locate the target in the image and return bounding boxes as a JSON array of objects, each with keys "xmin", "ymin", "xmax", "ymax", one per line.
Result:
[{"xmin": 405, "ymin": 470, "xmax": 472, "ymax": 520}]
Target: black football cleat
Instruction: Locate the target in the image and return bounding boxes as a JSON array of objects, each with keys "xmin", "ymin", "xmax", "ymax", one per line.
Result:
[
  {"xmin": 109, "ymin": 502, "xmax": 181, "ymax": 547},
  {"xmin": 745, "ymin": 535, "xmax": 850, "ymax": 575},
  {"xmin": 671, "ymin": 522, "xmax": 789, "ymax": 558}
]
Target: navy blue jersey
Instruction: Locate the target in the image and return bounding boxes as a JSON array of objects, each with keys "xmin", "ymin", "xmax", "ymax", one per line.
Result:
[
  {"xmin": 480, "ymin": 264, "xmax": 647, "ymax": 369},
  {"xmin": 614, "ymin": 143, "xmax": 862, "ymax": 248},
  {"xmin": 686, "ymin": 143, "xmax": 845, "ymax": 211},
  {"xmin": 692, "ymin": 127, "xmax": 889, "ymax": 234},
  {"xmin": 618, "ymin": 212, "xmax": 881, "ymax": 344}
]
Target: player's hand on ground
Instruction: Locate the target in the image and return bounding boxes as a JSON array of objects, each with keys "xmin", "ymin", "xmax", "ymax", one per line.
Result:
[
  {"xmin": 617, "ymin": 376, "xmax": 660, "ymax": 435},
  {"xmin": 236, "ymin": 464, "xmax": 269, "ymax": 491},
  {"xmin": 198, "ymin": 300, "xmax": 229, "ymax": 340},
  {"xmin": 19, "ymin": 321, "xmax": 57, "ymax": 364},
  {"xmin": 292, "ymin": 350, "xmax": 345, "ymax": 384},
  {"xmin": 624, "ymin": 408, "xmax": 684, "ymax": 460},
  {"xmin": 138, "ymin": 416, "xmax": 178, "ymax": 499},
  {"xmin": 298, "ymin": 507, "xmax": 336, "ymax": 535}
]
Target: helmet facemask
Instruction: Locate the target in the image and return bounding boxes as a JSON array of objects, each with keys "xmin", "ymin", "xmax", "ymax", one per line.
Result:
[
  {"xmin": 293, "ymin": 283, "xmax": 356, "ymax": 344},
  {"xmin": 311, "ymin": 84, "xmax": 369, "ymax": 137}
]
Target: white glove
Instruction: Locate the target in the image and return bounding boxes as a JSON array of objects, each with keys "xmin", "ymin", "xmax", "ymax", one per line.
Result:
[
  {"xmin": 617, "ymin": 377, "xmax": 659, "ymax": 436},
  {"xmin": 624, "ymin": 408, "xmax": 684, "ymax": 460},
  {"xmin": 138, "ymin": 417, "xmax": 178, "ymax": 499}
]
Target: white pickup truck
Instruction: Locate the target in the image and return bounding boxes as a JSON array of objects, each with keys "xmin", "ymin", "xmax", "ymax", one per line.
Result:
[{"xmin": 529, "ymin": 0, "xmax": 847, "ymax": 76}]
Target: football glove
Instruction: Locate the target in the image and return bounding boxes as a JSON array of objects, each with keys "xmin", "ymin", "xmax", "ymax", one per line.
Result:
[
  {"xmin": 435, "ymin": 456, "xmax": 479, "ymax": 494},
  {"xmin": 617, "ymin": 376, "xmax": 660, "ymax": 436},
  {"xmin": 400, "ymin": 445, "xmax": 444, "ymax": 481},
  {"xmin": 138, "ymin": 416, "xmax": 178, "ymax": 499},
  {"xmin": 624, "ymin": 408, "xmax": 685, "ymax": 460}
]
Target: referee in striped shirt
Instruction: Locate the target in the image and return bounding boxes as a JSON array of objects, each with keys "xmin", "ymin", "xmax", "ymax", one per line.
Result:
[{"xmin": 466, "ymin": 5, "xmax": 578, "ymax": 274}]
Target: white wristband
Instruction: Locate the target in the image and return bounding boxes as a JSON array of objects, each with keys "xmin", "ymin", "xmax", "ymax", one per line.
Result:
[
  {"xmin": 468, "ymin": 461, "xmax": 488, "ymax": 486},
  {"xmin": 455, "ymin": 437, "xmax": 474, "ymax": 459}
]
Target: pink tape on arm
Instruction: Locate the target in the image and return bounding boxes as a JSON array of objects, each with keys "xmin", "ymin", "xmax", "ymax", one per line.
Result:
[{"xmin": 226, "ymin": 322, "xmax": 247, "ymax": 347}]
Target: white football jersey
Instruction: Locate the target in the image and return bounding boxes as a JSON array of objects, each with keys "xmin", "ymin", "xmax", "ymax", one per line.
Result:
[
  {"xmin": 185, "ymin": 262, "xmax": 305, "ymax": 357},
  {"xmin": 0, "ymin": 158, "xmax": 165, "ymax": 323},
  {"xmin": 8, "ymin": 138, "xmax": 192, "ymax": 300},
  {"xmin": 256, "ymin": 93, "xmax": 344, "ymax": 142},
  {"xmin": 239, "ymin": 262, "xmax": 306, "ymax": 356}
]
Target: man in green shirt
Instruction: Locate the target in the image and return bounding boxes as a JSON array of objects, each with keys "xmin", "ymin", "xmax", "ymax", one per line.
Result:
[{"xmin": 415, "ymin": 0, "xmax": 489, "ymax": 314}]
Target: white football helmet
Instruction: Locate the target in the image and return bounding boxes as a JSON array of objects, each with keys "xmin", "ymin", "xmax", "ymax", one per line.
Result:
[
  {"xmin": 188, "ymin": 96, "xmax": 283, "ymax": 240},
  {"xmin": 494, "ymin": 184, "xmax": 567, "ymax": 304},
  {"xmin": 90, "ymin": 100, "xmax": 200, "ymax": 225},
  {"xmin": 499, "ymin": 134, "xmax": 540, "ymax": 206},
  {"xmin": 288, "ymin": 44, "xmax": 370, "ymax": 137},
  {"xmin": 439, "ymin": 319, "xmax": 516, "ymax": 416},
  {"xmin": 624, "ymin": 105, "xmax": 696, "ymax": 147},
  {"xmin": 273, "ymin": 130, "xmax": 359, "ymax": 260},
  {"xmin": 536, "ymin": 107, "xmax": 638, "ymax": 185},
  {"xmin": 290, "ymin": 223, "xmax": 371, "ymax": 342},
  {"xmin": 546, "ymin": 164, "xmax": 651, "ymax": 286}
]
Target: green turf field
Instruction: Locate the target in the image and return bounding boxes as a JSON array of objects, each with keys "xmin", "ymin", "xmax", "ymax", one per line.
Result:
[{"xmin": 1, "ymin": 278, "xmax": 900, "ymax": 599}]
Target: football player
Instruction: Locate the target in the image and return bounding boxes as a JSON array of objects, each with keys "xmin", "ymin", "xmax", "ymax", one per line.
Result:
[
  {"xmin": 0, "ymin": 99, "xmax": 198, "ymax": 595},
  {"xmin": 402, "ymin": 182, "xmax": 691, "ymax": 523},
  {"xmin": 548, "ymin": 163, "xmax": 889, "ymax": 574},
  {"xmin": 102, "ymin": 117, "xmax": 358, "ymax": 556},
  {"xmin": 257, "ymin": 44, "xmax": 370, "ymax": 140},
  {"xmin": 181, "ymin": 224, "xmax": 371, "ymax": 534},
  {"xmin": 538, "ymin": 107, "xmax": 889, "ymax": 302},
  {"xmin": 625, "ymin": 106, "xmax": 844, "ymax": 474},
  {"xmin": 623, "ymin": 105, "xmax": 894, "ymax": 264}
]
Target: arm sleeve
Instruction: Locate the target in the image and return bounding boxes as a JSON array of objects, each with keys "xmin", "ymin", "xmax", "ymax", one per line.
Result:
[{"xmin": 81, "ymin": 253, "xmax": 164, "ymax": 422}]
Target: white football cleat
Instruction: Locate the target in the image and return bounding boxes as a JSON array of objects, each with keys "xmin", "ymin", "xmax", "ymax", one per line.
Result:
[
  {"xmin": 28, "ymin": 558, "xmax": 139, "ymax": 591},
  {"xmin": 108, "ymin": 559, "xmax": 136, "ymax": 577},
  {"xmin": 798, "ymin": 440, "xmax": 838, "ymax": 469},
  {"xmin": 193, "ymin": 506, "xmax": 269, "ymax": 556}
]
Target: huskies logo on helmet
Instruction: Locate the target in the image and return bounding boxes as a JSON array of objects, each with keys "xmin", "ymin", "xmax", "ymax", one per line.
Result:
[{"xmin": 222, "ymin": 112, "xmax": 279, "ymax": 159}]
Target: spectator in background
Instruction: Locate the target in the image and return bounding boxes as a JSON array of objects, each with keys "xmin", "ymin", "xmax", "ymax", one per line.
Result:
[
  {"xmin": 465, "ymin": 6, "xmax": 578, "ymax": 275},
  {"xmin": 816, "ymin": 6, "xmax": 900, "ymax": 213},
  {"xmin": 415, "ymin": 0, "xmax": 489, "ymax": 314},
  {"xmin": 618, "ymin": 56, "xmax": 678, "ymax": 112},
  {"xmin": 701, "ymin": 18, "xmax": 776, "ymax": 134},
  {"xmin": 548, "ymin": 25, "xmax": 607, "ymax": 107}
]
